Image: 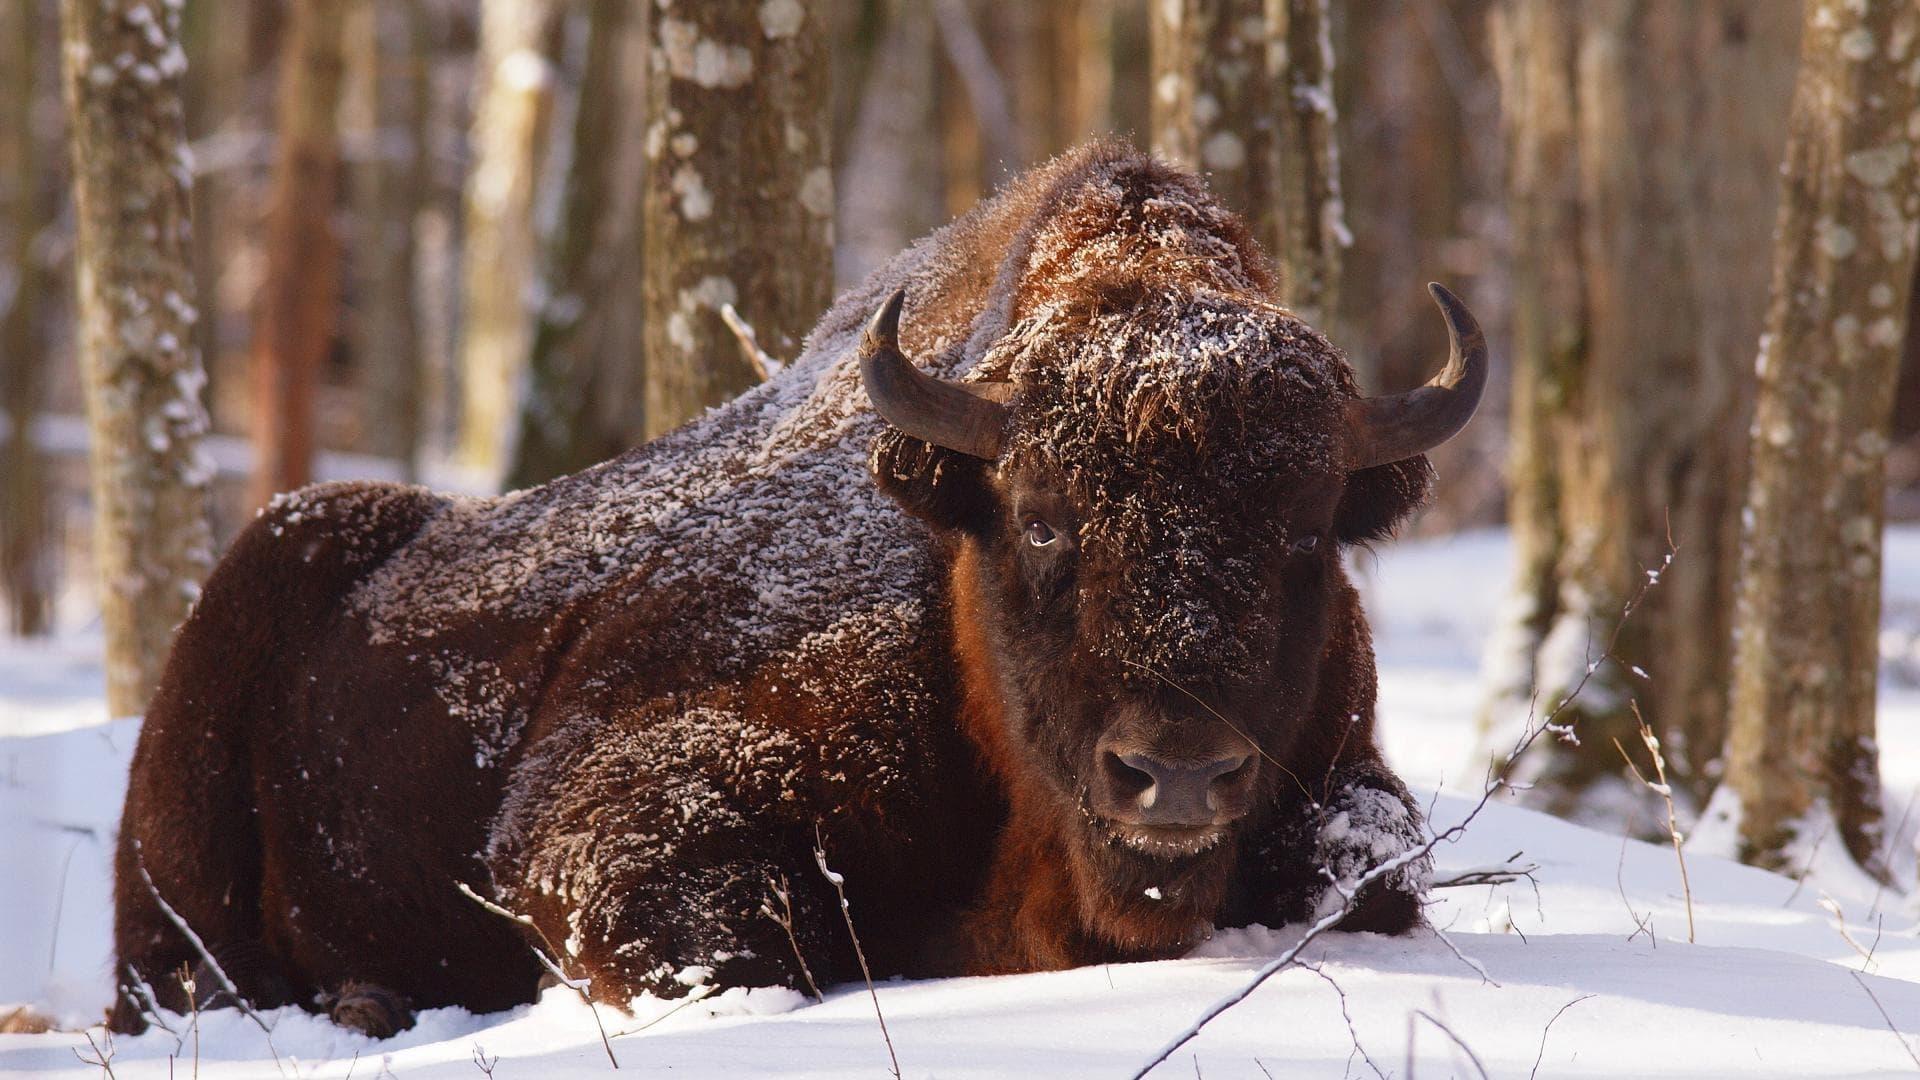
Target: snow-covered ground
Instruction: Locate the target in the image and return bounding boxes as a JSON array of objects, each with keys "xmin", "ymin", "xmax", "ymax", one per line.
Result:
[{"xmin": 9, "ymin": 528, "xmax": 1920, "ymax": 1076}]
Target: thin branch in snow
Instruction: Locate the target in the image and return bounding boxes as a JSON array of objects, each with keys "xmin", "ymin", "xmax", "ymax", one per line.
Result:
[
  {"xmin": 1430, "ymin": 855, "xmax": 1539, "ymax": 891},
  {"xmin": 1868, "ymin": 785, "xmax": 1918, "ymax": 920},
  {"xmin": 1128, "ymin": 545, "xmax": 1674, "ymax": 1077},
  {"xmin": 1817, "ymin": 892, "xmax": 1884, "ymax": 972},
  {"xmin": 761, "ymin": 873, "xmax": 824, "ymax": 1002},
  {"xmin": 1410, "ymin": 1007, "xmax": 1489, "ymax": 1080},
  {"xmin": 134, "ymin": 845, "xmax": 285, "ymax": 1076},
  {"xmin": 815, "ymin": 826, "xmax": 901, "ymax": 1080},
  {"xmin": 1613, "ymin": 700, "xmax": 1695, "ymax": 942},
  {"xmin": 1781, "ymin": 821, "xmax": 1830, "ymax": 908},
  {"xmin": 1426, "ymin": 925, "xmax": 1494, "ymax": 985},
  {"xmin": 73, "ymin": 1027, "xmax": 117, "ymax": 1079},
  {"xmin": 472, "ymin": 1043, "xmax": 499, "ymax": 1079},
  {"xmin": 1529, "ymin": 995, "xmax": 1594, "ymax": 1080},
  {"xmin": 719, "ymin": 303, "xmax": 780, "ymax": 382},
  {"xmin": 1300, "ymin": 963, "xmax": 1386, "ymax": 1080},
  {"xmin": 1850, "ymin": 970, "xmax": 1920, "ymax": 1071},
  {"xmin": 455, "ymin": 882, "xmax": 618, "ymax": 1069},
  {"xmin": 609, "ymin": 985, "xmax": 714, "ymax": 1039},
  {"xmin": 1615, "ymin": 832, "xmax": 1657, "ymax": 947}
]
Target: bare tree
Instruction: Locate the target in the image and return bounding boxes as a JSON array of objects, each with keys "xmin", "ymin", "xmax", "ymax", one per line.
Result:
[
  {"xmin": 249, "ymin": 0, "xmax": 349, "ymax": 507},
  {"xmin": 458, "ymin": 0, "xmax": 563, "ymax": 478},
  {"xmin": 60, "ymin": 0, "xmax": 214, "ymax": 716},
  {"xmin": 642, "ymin": 0, "xmax": 832, "ymax": 437},
  {"xmin": 1721, "ymin": 0, "xmax": 1920, "ymax": 878},
  {"xmin": 1485, "ymin": 1, "xmax": 1799, "ymax": 816},
  {"xmin": 1267, "ymin": 0, "xmax": 1344, "ymax": 328},
  {"xmin": 1149, "ymin": 0, "xmax": 1277, "ymax": 267},
  {"xmin": 1, "ymin": 0, "xmax": 59, "ymax": 636},
  {"xmin": 508, "ymin": 0, "xmax": 650, "ymax": 488},
  {"xmin": 348, "ymin": 0, "xmax": 432, "ymax": 478}
]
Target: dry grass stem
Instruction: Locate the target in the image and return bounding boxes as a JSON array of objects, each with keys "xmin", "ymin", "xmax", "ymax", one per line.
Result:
[
  {"xmin": 455, "ymin": 881, "xmax": 619, "ymax": 1069},
  {"xmin": 1612, "ymin": 700, "xmax": 1695, "ymax": 942},
  {"xmin": 815, "ymin": 827, "xmax": 901, "ymax": 1080}
]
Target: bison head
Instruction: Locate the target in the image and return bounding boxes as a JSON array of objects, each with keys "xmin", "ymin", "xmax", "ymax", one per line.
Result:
[{"xmin": 865, "ymin": 282, "xmax": 1485, "ymax": 935}]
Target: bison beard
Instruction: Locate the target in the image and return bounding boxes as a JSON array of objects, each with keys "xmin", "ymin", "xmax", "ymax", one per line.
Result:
[{"xmin": 109, "ymin": 142, "xmax": 1478, "ymax": 1034}]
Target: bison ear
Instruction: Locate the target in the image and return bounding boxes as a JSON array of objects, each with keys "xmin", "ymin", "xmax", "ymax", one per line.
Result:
[
  {"xmin": 869, "ymin": 428, "xmax": 1000, "ymax": 536},
  {"xmin": 1334, "ymin": 454, "xmax": 1434, "ymax": 545}
]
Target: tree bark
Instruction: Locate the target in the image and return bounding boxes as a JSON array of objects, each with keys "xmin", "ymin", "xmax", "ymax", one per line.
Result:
[
  {"xmin": 1267, "ymin": 0, "xmax": 1344, "ymax": 329},
  {"xmin": 60, "ymin": 0, "xmax": 215, "ymax": 716},
  {"xmin": 1721, "ymin": 0, "xmax": 1920, "ymax": 878},
  {"xmin": 1150, "ymin": 0, "xmax": 1278, "ymax": 275},
  {"xmin": 1485, "ymin": 1, "xmax": 1797, "ymax": 818},
  {"xmin": 349, "ymin": 0, "xmax": 429, "ymax": 477},
  {"xmin": 507, "ymin": 0, "xmax": 649, "ymax": 488},
  {"xmin": 642, "ymin": 0, "xmax": 832, "ymax": 438},
  {"xmin": 1, "ymin": 0, "xmax": 58, "ymax": 636},
  {"xmin": 457, "ymin": 0, "xmax": 563, "ymax": 479},
  {"xmin": 249, "ymin": 0, "xmax": 349, "ymax": 508}
]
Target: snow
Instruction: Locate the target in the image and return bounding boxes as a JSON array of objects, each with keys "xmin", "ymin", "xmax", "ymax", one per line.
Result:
[{"xmin": 15, "ymin": 528, "xmax": 1920, "ymax": 1074}]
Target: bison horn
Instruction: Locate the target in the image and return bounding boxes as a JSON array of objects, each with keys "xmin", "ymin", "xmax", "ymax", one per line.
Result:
[
  {"xmin": 859, "ymin": 288, "xmax": 1012, "ymax": 461},
  {"xmin": 1344, "ymin": 282, "xmax": 1490, "ymax": 470}
]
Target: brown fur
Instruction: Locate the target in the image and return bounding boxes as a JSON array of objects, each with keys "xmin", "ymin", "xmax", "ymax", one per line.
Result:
[{"xmin": 110, "ymin": 143, "xmax": 1435, "ymax": 1033}]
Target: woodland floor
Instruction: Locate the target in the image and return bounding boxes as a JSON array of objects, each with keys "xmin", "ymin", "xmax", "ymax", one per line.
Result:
[{"xmin": 8, "ymin": 529, "xmax": 1920, "ymax": 1076}]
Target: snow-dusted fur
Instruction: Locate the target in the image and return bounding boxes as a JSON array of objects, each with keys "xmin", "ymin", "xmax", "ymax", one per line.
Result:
[{"xmin": 110, "ymin": 143, "xmax": 1433, "ymax": 1033}]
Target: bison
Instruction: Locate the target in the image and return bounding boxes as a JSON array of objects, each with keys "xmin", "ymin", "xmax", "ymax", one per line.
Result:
[{"xmin": 109, "ymin": 142, "xmax": 1486, "ymax": 1037}]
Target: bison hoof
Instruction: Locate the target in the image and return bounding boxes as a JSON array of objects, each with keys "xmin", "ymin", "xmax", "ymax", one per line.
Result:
[{"xmin": 328, "ymin": 983, "xmax": 415, "ymax": 1039}]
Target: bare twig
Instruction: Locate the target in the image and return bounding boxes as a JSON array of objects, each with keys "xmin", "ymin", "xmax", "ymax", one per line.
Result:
[
  {"xmin": 472, "ymin": 1043, "xmax": 499, "ymax": 1078},
  {"xmin": 1818, "ymin": 893, "xmax": 1884, "ymax": 972},
  {"xmin": 1301, "ymin": 963, "xmax": 1386, "ymax": 1080},
  {"xmin": 74, "ymin": 1027, "xmax": 118, "ymax": 1079},
  {"xmin": 133, "ymin": 846, "xmax": 285, "ymax": 1076},
  {"xmin": 180, "ymin": 964, "xmax": 199, "ymax": 1080},
  {"xmin": 1529, "ymin": 995, "xmax": 1593, "ymax": 1079},
  {"xmin": 455, "ymin": 882, "xmax": 618, "ymax": 1069},
  {"xmin": 1411, "ymin": 1008, "xmax": 1489, "ymax": 1080},
  {"xmin": 761, "ymin": 874, "xmax": 824, "ymax": 1002},
  {"xmin": 1431, "ymin": 857, "xmax": 1539, "ymax": 891},
  {"xmin": 1613, "ymin": 700, "xmax": 1695, "ymax": 942},
  {"xmin": 1869, "ymin": 786, "xmax": 1918, "ymax": 919},
  {"xmin": 1851, "ymin": 970, "xmax": 1920, "ymax": 1070},
  {"xmin": 609, "ymin": 985, "xmax": 715, "ymax": 1039},
  {"xmin": 719, "ymin": 303, "xmax": 780, "ymax": 382},
  {"xmin": 1781, "ymin": 821, "xmax": 1830, "ymax": 908},
  {"xmin": 815, "ymin": 827, "xmax": 901, "ymax": 1080},
  {"xmin": 1129, "ymin": 545, "xmax": 1675, "ymax": 1078}
]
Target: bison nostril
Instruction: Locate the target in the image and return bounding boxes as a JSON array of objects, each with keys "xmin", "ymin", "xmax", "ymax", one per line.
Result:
[
  {"xmin": 1103, "ymin": 751, "xmax": 1156, "ymax": 805},
  {"xmin": 1206, "ymin": 753, "xmax": 1255, "ymax": 809}
]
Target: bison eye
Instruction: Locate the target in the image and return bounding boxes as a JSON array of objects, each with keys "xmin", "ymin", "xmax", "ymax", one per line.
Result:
[
  {"xmin": 1026, "ymin": 519, "xmax": 1059, "ymax": 548},
  {"xmin": 1291, "ymin": 533, "xmax": 1321, "ymax": 554}
]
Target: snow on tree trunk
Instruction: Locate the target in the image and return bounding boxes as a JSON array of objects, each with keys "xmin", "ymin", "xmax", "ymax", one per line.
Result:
[
  {"xmin": 248, "ymin": 0, "xmax": 348, "ymax": 508},
  {"xmin": 2, "ymin": 0, "xmax": 57, "ymax": 636},
  {"xmin": 1721, "ymin": 0, "xmax": 1920, "ymax": 879},
  {"xmin": 1150, "ymin": 0, "xmax": 1278, "ymax": 279},
  {"xmin": 457, "ymin": 0, "xmax": 562, "ymax": 480},
  {"xmin": 1484, "ymin": 1, "xmax": 1797, "ymax": 818},
  {"xmin": 641, "ymin": 0, "xmax": 832, "ymax": 439},
  {"xmin": 59, "ymin": 0, "xmax": 214, "ymax": 717},
  {"xmin": 1267, "ymin": 0, "xmax": 1344, "ymax": 329},
  {"xmin": 508, "ymin": 0, "xmax": 649, "ymax": 488}
]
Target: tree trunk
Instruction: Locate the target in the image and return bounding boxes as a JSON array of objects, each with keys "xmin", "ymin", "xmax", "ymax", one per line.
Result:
[
  {"xmin": 507, "ymin": 0, "xmax": 649, "ymax": 488},
  {"xmin": 1, "ymin": 0, "xmax": 58, "ymax": 636},
  {"xmin": 249, "ymin": 0, "xmax": 349, "ymax": 508},
  {"xmin": 1485, "ymin": 1, "xmax": 1797, "ymax": 819},
  {"xmin": 349, "ymin": 0, "xmax": 429, "ymax": 477},
  {"xmin": 1720, "ymin": 0, "xmax": 1920, "ymax": 879},
  {"xmin": 457, "ymin": 0, "xmax": 562, "ymax": 479},
  {"xmin": 838, "ymin": 0, "xmax": 946, "ymax": 288},
  {"xmin": 1267, "ymin": 0, "xmax": 1344, "ymax": 328},
  {"xmin": 60, "ymin": 0, "xmax": 215, "ymax": 717},
  {"xmin": 1150, "ymin": 0, "xmax": 1278, "ymax": 272},
  {"xmin": 642, "ymin": 0, "xmax": 832, "ymax": 438}
]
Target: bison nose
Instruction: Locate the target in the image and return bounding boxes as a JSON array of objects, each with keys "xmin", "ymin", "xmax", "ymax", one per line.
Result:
[{"xmin": 1102, "ymin": 750, "xmax": 1253, "ymax": 827}]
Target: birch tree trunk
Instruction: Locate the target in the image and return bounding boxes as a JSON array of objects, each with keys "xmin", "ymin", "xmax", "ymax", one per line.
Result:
[
  {"xmin": 642, "ymin": 0, "xmax": 832, "ymax": 438},
  {"xmin": 1720, "ymin": 0, "xmax": 1920, "ymax": 878},
  {"xmin": 1485, "ymin": 1, "xmax": 1796, "ymax": 817},
  {"xmin": 1267, "ymin": 0, "xmax": 1344, "ymax": 328},
  {"xmin": 507, "ymin": 0, "xmax": 649, "ymax": 488},
  {"xmin": 249, "ymin": 0, "xmax": 349, "ymax": 507},
  {"xmin": 457, "ymin": 0, "xmax": 562, "ymax": 478},
  {"xmin": 1, "ymin": 0, "xmax": 57, "ymax": 636},
  {"xmin": 60, "ymin": 0, "xmax": 214, "ymax": 717},
  {"xmin": 1150, "ymin": 0, "xmax": 1278, "ymax": 273}
]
